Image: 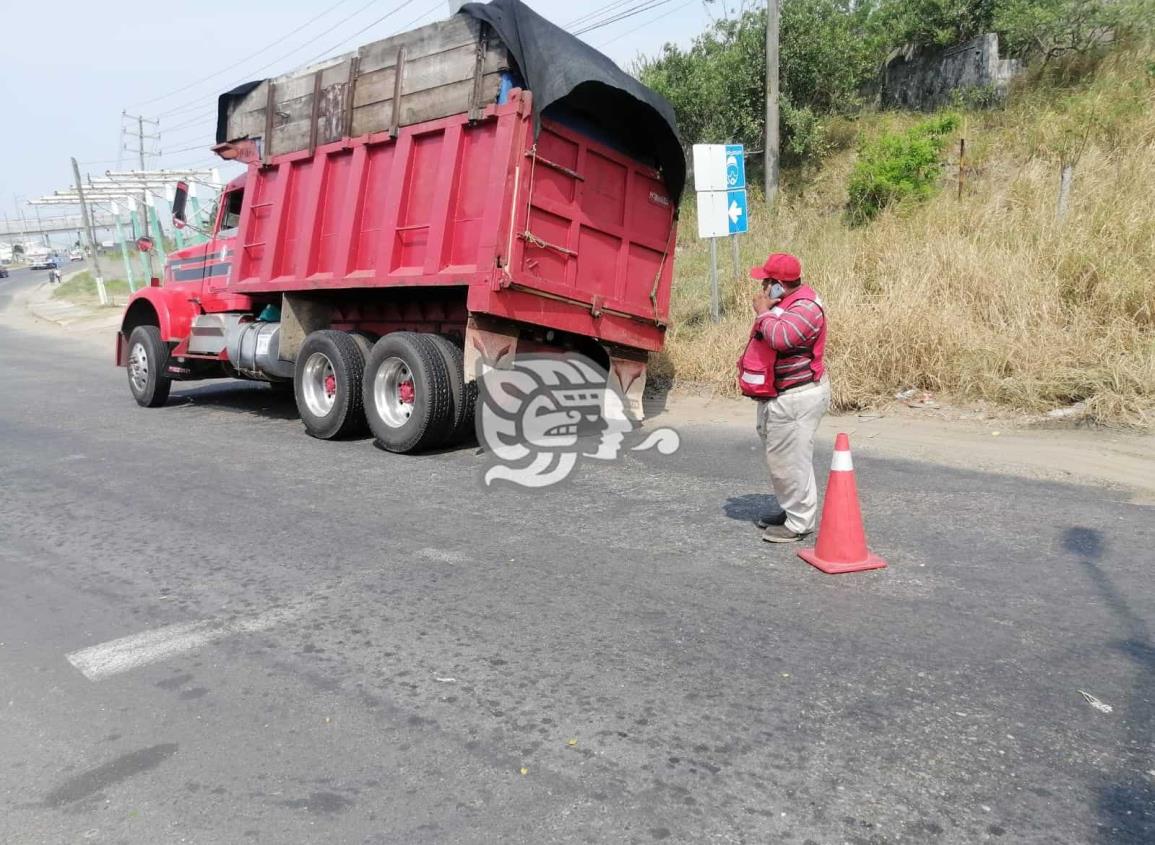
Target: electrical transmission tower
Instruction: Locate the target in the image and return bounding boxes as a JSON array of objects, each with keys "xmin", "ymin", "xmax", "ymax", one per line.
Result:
[{"xmin": 121, "ymin": 112, "xmax": 161, "ymax": 275}]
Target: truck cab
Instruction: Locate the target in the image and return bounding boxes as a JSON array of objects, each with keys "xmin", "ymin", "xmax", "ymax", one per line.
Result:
[{"xmin": 162, "ymin": 175, "xmax": 245, "ymax": 302}]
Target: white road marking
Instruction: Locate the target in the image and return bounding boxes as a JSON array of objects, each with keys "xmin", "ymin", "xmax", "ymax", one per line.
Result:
[
  {"xmin": 415, "ymin": 547, "xmax": 472, "ymax": 565},
  {"xmin": 66, "ymin": 606, "xmax": 301, "ymax": 681}
]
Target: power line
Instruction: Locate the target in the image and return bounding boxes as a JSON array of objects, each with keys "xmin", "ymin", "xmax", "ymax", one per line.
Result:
[
  {"xmin": 396, "ymin": 0, "xmax": 446, "ymax": 32},
  {"xmin": 594, "ymin": 0, "xmax": 699, "ymax": 49},
  {"xmin": 132, "ymin": 0, "xmax": 359, "ymax": 109},
  {"xmin": 157, "ymin": 0, "xmax": 387, "ymax": 117},
  {"xmin": 573, "ymin": 0, "xmax": 683, "ymax": 36},
  {"xmin": 143, "ymin": 0, "xmax": 446, "ymax": 153},
  {"xmin": 161, "ymin": 108, "xmax": 218, "ymax": 135},
  {"xmin": 150, "ymin": 0, "xmax": 441, "ymax": 124},
  {"xmin": 293, "ymin": 0, "xmax": 424, "ymax": 71},
  {"xmin": 566, "ymin": 0, "xmax": 639, "ymax": 30},
  {"xmin": 162, "ymin": 142, "xmax": 215, "ymax": 156}
]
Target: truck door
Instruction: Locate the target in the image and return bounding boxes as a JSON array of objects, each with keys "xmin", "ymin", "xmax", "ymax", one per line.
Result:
[{"xmin": 202, "ymin": 186, "xmax": 244, "ymax": 295}]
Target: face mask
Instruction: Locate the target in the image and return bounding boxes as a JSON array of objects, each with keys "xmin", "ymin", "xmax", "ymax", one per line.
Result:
[{"xmin": 769, "ymin": 282, "xmax": 785, "ymax": 300}]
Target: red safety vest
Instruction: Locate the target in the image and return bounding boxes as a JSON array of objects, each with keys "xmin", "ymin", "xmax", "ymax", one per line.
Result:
[{"xmin": 737, "ymin": 285, "xmax": 826, "ymax": 399}]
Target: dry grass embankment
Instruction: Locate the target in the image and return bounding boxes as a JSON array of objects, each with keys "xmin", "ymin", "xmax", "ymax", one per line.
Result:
[{"xmin": 657, "ymin": 46, "xmax": 1155, "ymax": 427}]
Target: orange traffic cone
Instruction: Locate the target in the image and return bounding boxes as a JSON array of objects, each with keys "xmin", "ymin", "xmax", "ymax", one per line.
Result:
[{"xmin": 798, "ymin": 433, "xmax": 887, "ymax": 575}]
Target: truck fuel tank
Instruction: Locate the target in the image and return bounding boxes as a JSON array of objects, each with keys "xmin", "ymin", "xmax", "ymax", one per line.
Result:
[{"xmin": 226, "ymin": 320, "xmax": 295, "ymax": 381}]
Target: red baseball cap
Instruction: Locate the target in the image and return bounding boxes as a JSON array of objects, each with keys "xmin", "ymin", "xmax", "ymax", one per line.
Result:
[{"xmin": 750, "ymin": 252, "xmax": 802, "ymax": 282}]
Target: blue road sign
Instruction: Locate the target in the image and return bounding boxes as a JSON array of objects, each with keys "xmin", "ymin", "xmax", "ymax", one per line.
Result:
[
  {"xmin": 726, "ymin": 189, "xmax": 749, "ymax": 235},
  {"xmin": 725, "ymin": 144, "xmax": 746, "ymax": 189}
]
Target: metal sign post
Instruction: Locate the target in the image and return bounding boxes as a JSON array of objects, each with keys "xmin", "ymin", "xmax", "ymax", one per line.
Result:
[
  {"xmin": 693, "ymin": 143, "xmax": 749, "ymax": 322},
  {"xmin": 709, "ymin": 238, "xmax": 719, "ymax": 322}
]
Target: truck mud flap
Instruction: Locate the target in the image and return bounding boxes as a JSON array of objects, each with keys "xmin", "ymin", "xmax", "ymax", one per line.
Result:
[{"xmin": 463, "ymin": 315, "xmax": 518, "ymax": 383}]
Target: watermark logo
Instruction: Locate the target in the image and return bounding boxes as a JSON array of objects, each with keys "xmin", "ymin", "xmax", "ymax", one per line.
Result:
[{"xmin": 476, "ymin": 354, "xmax": 680, "ymax": 489}]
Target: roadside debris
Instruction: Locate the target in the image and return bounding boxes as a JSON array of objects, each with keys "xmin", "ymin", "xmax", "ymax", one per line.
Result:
[
  {"xmin": 1078, "ymin": 690, "xmax": 1113, "ymax": 713},
  {"xmin": 895, "ymin": 388, "xmax": 937, "ymax": 409},
  {"xmin": 1047, "ymin": 402, "xmax": 1088, "ymax": 420}
]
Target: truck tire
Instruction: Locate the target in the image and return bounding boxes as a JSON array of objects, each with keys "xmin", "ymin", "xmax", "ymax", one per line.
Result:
[
  {"xmin": 349, "ymin": 330, "xmax": 377, "ymax": 361},
  {"xmin": 294, "ymin": 330, "xmax": 367, "ymax": 440},
  {"xmin": 126, "ymin": 325, "xmax": 173, "ymax": 408},
  {"xmin": 363, "ymin": 332, "xmax": 453, "ymax": 453},
  {"xmin": 424, "ymin": 334, "xmax": 477, "ymax": 445}
]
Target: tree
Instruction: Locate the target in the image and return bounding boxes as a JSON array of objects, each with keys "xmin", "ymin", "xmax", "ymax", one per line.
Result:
[
  {"xmin": 874, "ymin": 0, "xmax": 998, "ymax": 48},
  {"xmin": 636, "ymin": 1, "xmax": 882, "ymax": 165},
  {"xmin": 995, "ymin": 0, "xmax": 1145, "ymax": 62}
]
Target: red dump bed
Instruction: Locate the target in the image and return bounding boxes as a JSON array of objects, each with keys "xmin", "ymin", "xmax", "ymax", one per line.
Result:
[{"xmin": 227, "ymin": 91, "xmax": 675, "ymax": 352}]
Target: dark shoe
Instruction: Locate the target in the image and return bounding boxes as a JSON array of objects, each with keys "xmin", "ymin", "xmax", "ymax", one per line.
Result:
[
  {"xmin": 761, "ymin": 524, "xmax": 811, "ymax": 544},
  {"xmin": 756, "ymin": 511, "xmax": 788, "ymax": 529}
]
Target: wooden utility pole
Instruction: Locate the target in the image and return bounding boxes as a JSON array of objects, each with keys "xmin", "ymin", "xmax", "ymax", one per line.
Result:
[
  {"xmin": 71, "ymin": 156, "xmax": 109, "ymax": 305},
  {"xmin": 765, "ymin": 0, "xmax": 780, "ymax": 205}
]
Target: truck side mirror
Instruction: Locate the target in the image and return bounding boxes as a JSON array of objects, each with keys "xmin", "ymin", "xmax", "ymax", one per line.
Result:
[{"xmin": 172, "ymin": 181, "xmax": 189, "ymax": 229}]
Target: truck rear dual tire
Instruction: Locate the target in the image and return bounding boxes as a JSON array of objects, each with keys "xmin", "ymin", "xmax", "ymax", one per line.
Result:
[
  {"xmin": 424, "ymin": 334, "xmax": 476, "ymax": 445},
  {"xmin": 126, "ymin": 325, "xmax": 173, "ymax": 408},
  {"xmin": 294, "ymin": 330, "xmax": 367, "ymax": 440},
  {"xmin": 363, "ymin": 332, "xmax": 457, "ymax": 453}
]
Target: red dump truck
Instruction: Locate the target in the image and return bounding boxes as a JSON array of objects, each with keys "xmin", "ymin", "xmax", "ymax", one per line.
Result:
[{"xmin": 117, "ymin": 1, "xmax": 684, "ymax": 452}]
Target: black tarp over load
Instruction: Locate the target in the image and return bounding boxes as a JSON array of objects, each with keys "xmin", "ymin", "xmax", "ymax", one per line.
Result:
[
  {"xmin": 216, "ymin": 0, "xmax": 684, "ymax": 202},
  {"xmin": 460, "ymin": 0, "xmax": 685, "ymax": 202}
]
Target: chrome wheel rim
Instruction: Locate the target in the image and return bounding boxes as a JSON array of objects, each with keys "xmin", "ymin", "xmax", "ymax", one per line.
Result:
[
  {"xmin": 128, "ymin": 342, "xmax": 149, "ymax": 393},
  {"xmin": 301, "ymin": 352, "xmax": 337, "ymax": 417},
  {"xmin": 373, "ymin": 356, "xmax": 415, "ymax": 428}
]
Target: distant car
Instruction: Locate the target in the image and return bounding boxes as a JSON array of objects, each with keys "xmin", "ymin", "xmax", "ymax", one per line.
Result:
[
  {"xmin": 29, "ymin": 258, "xmax": 59, "ymax": 270},
  {"xmin": 0, "ymin": 267, "xmax": 8, "ymax": 278},
  {"xmin": 69, "ymin": 250, "xmax": 84, "ymax": 262}
]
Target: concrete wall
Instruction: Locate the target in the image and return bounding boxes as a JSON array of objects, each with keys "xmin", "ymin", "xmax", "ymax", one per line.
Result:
[{"xmin": 882, "ymin": 33, "xmax": 1024, "ymax": 111}]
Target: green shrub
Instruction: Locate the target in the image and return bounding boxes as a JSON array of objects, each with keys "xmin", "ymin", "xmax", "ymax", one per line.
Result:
[
  {"xmin": 781, "ymin": 100, "xmax": 830, "ymax": 166},
  {"xmin": 846, "ymin": 114, "xmax": 960, "ymax": 224}
]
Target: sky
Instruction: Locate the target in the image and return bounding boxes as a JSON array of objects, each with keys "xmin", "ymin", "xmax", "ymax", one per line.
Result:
[{"xmin": 0, "ymin": 0, "xmax": 735, "ymax": 226}]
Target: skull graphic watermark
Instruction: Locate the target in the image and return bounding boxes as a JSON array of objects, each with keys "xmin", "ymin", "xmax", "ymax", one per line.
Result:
[{"xmin": 476, "ymin": 354, "xmax": 680, "ymax": 488}]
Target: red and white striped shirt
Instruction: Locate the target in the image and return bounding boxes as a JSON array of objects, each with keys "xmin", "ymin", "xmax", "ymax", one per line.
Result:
[{"xmin": 755, "ymin": 299, "xmax": 825, "ymax": 391}]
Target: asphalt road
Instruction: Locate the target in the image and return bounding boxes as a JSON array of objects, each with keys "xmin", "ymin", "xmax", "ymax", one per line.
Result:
[{"xmin": 0, "ymin": 274, "xmax": 1152, "ymax": 844}]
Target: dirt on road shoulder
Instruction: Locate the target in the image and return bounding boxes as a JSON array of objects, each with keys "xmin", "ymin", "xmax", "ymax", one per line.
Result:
[{"xmin": 650, "ymin": 391, "xmax": 1155, "ymax": 506}]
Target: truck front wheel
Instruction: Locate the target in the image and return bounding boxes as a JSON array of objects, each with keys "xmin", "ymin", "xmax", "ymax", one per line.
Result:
[
  {"xmin": 126, "ymin": 325, "xmax": 172, "ymax": 408},
  {"xmin": 363, "ymin": 332, "xmax": 453, "ymax": 453},
  {"xmin": 294, "ymin": 330, "xmax": 367, "ymax": 440}
]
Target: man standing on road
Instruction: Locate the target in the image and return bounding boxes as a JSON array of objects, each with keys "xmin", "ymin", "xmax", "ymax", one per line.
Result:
[{"xmin": 739, "ymin": 252, "xmax": 831, "ymax": 543}]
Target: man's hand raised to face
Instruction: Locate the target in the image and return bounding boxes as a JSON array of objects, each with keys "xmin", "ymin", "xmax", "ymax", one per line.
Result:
[{"xmin": 752, "ymin": 289, "xmax": 779, "ymax": 315}]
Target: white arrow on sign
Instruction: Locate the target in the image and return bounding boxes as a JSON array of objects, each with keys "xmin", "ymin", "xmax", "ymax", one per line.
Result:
[{"xmin": 728, "ymin": 200, "xmax": 743, "ymax": 225}]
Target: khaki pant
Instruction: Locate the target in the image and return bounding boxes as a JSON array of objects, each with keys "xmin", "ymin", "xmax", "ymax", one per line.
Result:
[{"xmin": 755, "ymin": 380, "xmax": 831, "ymax": 534}]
